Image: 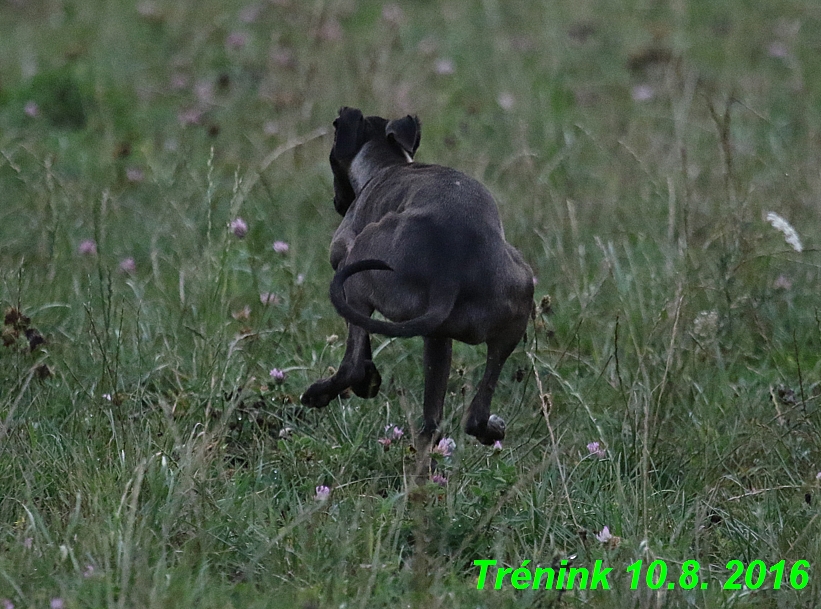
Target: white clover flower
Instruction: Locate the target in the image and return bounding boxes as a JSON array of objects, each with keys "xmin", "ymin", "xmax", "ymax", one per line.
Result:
[
  {"xmin": 433, "ymin": 58, "xmax": 455, "ymax": 75},
  {"xmin": 693, "ymin": 310, "xmax": 719, "ymax": 340},
  {"xmin": 497, "ymin": 92, "xmax": 515, "ymax": 111}
]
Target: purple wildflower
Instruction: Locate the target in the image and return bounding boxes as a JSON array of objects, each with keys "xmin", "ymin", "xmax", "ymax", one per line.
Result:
[
  {"xmin": 432, "ymin": 437, "xmax": 456, "ymax": 457},
  {"xmin": 178, "ymin": 108, "xmax": 203, "ymax": 126},
  {"xmin": 119, "ymin": 257, "xmax": 136, "ymax": 274},
  {"xmin": 78, "ymin": 239, "xmax": 97, "ymax": 256},
  {"xmin": 595, "ymin": 526, "xmax": 613, "ymax": 543},
  {"xmin": 194, "ymin": 80, "xmax": 214, "ymax": 105},
  {"xmin": 226, "ymin": 31, "xmax": 249, "ymax": 50},
  {"xmin": 239, "ymin": 5, "xmax": 261, "ymax": 23},
  {"xmin": 272, "ymin": 240, "xmax": 289, "ymax": 254},
  {"xmin": 315, "ymin": 485, "xmax": 331, "ymax": 501},
  {"xmin": 317, "ymin": 20, "xmax": 343, "ymax": 42},
  {"xmin": 768, "ymin": 41, "xmax": 789, "ymax": 58},
  {"xmin": 270, "ymin": 49, "xmax": 295, "ymax": 69},
  {"xmin": 773, "ymin": 274, "xmax": 792, "ymax": 290},
  {"xmin": 230, "ymin": 217, "xmax": 248, "ymax": 238},
  {"xmin": 170, "ymin": 73, "xmax": 188, "ymax": 91},
  {"xmin": 587, "ymin": 441, "xmax": 606, "ymax": 459},
  {"xmin": 126, "ymin": 167, "xmax": 144, "ymax": 182},
  {"xmin": 381, "ymin": 4, "xmax": 404, "ymax": 26},
  {"xmin": 631, "ymin": 84, "xmax": 655, "ymax": 102}
]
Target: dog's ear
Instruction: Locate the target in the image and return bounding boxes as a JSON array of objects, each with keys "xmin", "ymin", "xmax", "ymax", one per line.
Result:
[
  {"xmin": 386, "ymin": 115, "xmax": 421, "ymax": 159},
  {"xmin": 333, "ymin": 107, "xmax": 366, "ymax": 160},
  {"xmin": 331, "ymin": 153, "xmax": 356, "ymax": 216}
]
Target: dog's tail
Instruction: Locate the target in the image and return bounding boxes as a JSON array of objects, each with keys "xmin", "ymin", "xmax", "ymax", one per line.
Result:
[{"xmin": 330, "ymin": 259, "xmax": 455, "ymax": 337}]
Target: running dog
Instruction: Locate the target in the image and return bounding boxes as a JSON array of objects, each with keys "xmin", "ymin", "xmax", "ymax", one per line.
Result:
[{"xmin": 301, "ymin": 107, "xmax": 534, "ymax": 446}]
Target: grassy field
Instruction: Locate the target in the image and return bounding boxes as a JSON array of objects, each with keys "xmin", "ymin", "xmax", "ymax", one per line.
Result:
[{"xmin": 2, "ymin": 0, "xmax": 821, "ymax": 607}]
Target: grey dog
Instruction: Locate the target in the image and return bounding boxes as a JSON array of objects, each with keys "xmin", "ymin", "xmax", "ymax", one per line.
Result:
[{"xmin": 301, "ymin": 107, "xmax": 534, "ymax": 446}]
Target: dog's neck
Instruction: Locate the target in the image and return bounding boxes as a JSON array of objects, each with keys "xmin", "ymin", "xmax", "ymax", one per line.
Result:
[{"xmin": 349, "ymin": 142, "xmax": 412, "ymax": 194}]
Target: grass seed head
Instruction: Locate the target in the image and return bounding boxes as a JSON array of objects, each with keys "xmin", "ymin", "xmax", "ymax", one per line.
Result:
[{"xmin": 765, "ymin": 211, "xmax": 803, "ymax": 252}]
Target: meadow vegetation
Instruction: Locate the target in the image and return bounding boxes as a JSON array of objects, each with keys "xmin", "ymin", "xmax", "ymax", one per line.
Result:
[{"xmin": 1, "ymin": 0, "xmax": 821, "ymax": 607}]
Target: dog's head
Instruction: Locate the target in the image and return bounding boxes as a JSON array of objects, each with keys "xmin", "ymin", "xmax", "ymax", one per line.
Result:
[{"xmin": 330, "ymin": 107, "xmax": 421, "ymax": 216}]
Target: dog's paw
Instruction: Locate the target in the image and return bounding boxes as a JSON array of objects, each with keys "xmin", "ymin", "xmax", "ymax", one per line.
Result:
[
  {"xmin": 351, "ymin": 360, "xmax": 381, "ymax": 399},
  {"xmin": 300, "ymin": 382, "xmax": 336, "ymax": 408},
  {"xmin": 486, "ymin": 414, "xmax": 506, "ymax": 440},
  {"xmin": 466, "ymin": 414, "xmax": 506, "ymax": 445}
]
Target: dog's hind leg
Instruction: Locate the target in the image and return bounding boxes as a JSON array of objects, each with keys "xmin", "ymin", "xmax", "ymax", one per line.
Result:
[
  {"xmin": 419, "ymin": 336, "xmax": 452, "ymax": 447},
  {"xmin": 301, "ymin": 323, "xmax": 380, "ymax": 408},
  {"xmin": 464, "ymin": 333, "xmax": 519, "ymax": 445},
  {"xmin": 350, "ymin": 334, "xmax": 381, "ymax": 399},
  {"xmin": 414, "ymin": 336, "xmax": 452, "ymax": 482}
]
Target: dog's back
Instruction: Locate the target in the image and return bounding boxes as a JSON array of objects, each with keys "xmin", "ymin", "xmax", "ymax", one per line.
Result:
[{"xmin": 333, "ymin": 162, "xmax": 532, "ymax": 345}]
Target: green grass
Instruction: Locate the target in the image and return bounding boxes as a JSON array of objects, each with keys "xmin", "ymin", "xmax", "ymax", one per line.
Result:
[{"xmin": 2, "ymin": 0, "xmax": 821, "ymax": 607}]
